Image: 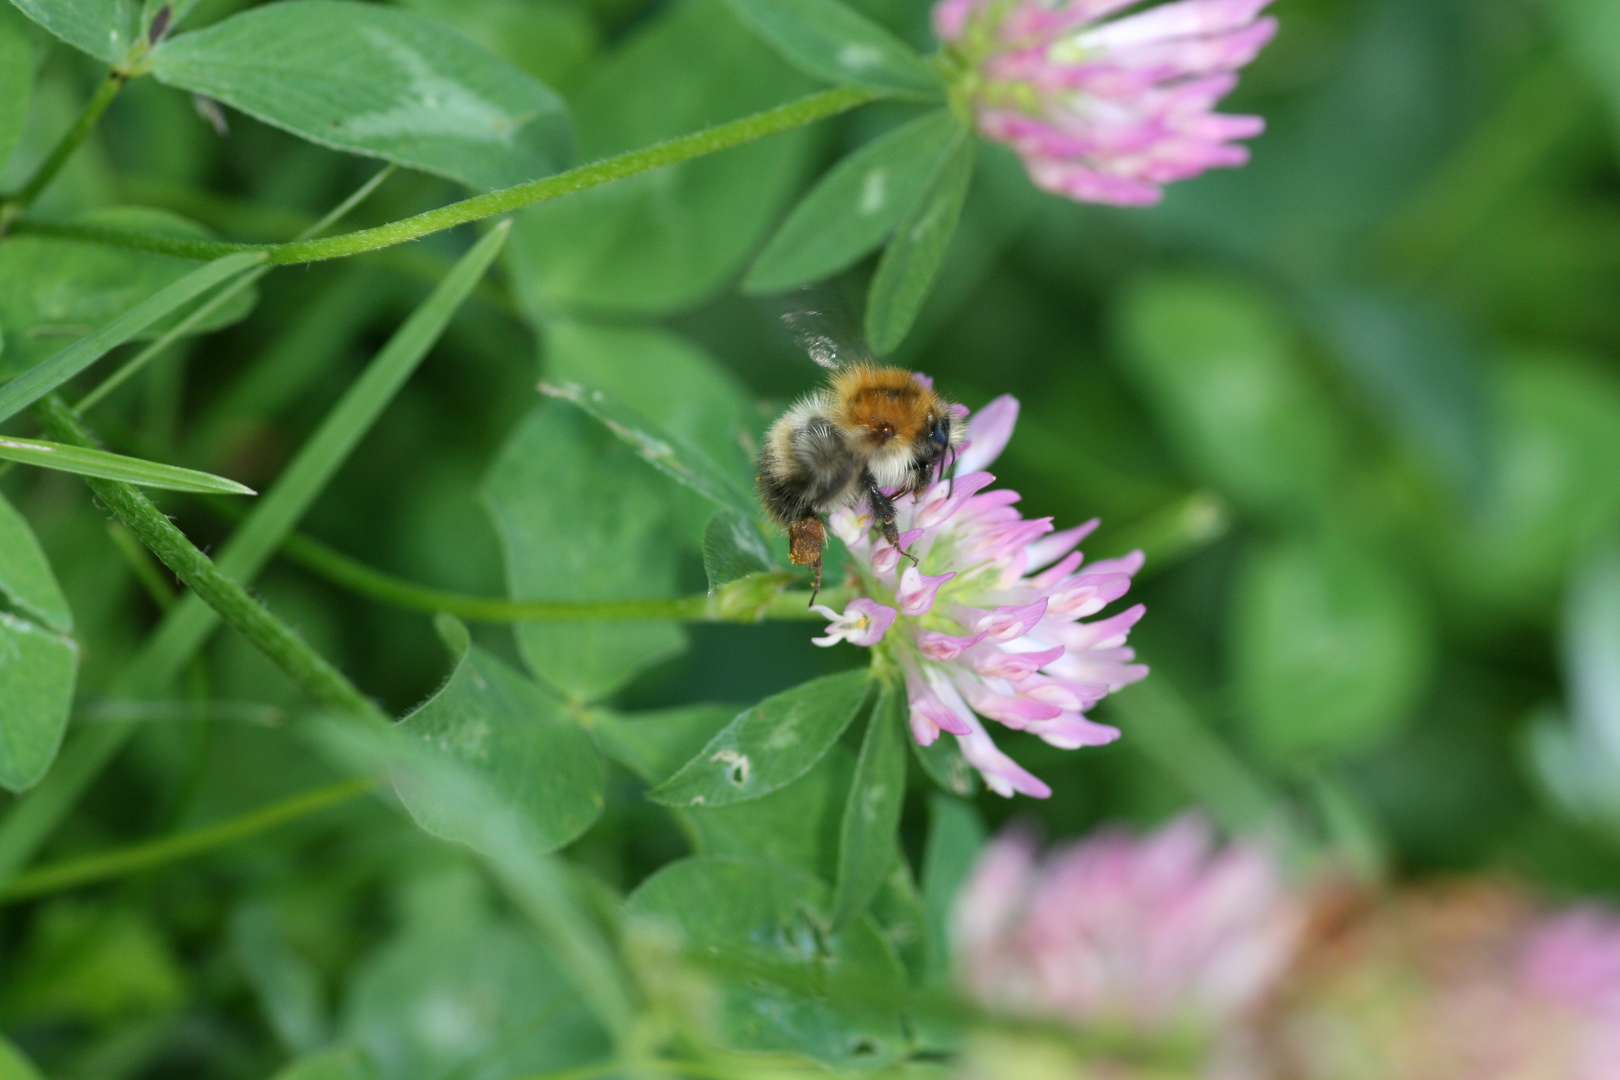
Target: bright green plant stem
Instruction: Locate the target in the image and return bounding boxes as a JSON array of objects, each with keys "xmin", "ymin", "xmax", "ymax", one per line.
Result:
[
  {"xmin": 269, "ymin": 525, "xmax": 829, "ymax": 622},
  {"xmin": 0, "ymin": 777, "xmax": 374, "ymax": 902},
  {"xmin": 34, "ymin": 395, "xmax": 379, "ymax": 715},
  {"xmin": 7, "ymin": 86, "xmax": 878, "ymax": 264},
  {"xmin": 0, "ymin": 70, "xmax": 124, "ymax": 223}
]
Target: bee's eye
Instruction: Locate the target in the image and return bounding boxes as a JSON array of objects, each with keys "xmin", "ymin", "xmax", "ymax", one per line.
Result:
[{"xmin": 929, "ymin": 418, "xmax": 949, "ymax": 448}]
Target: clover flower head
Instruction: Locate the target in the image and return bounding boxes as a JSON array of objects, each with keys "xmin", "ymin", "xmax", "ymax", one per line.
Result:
[
  {"xmin": 935, "ymin": 0, "xmax": 1278, "ymax": 206},
  {"xmin": 811, "ymin": 393, "xmax": 1146, "ymax": 798},
  {"xmin": 1271, "ymin": 888, "xmax": 1620, "ymax": 1080},
  {"xmin": 952, "ymin": 816, "xmax": 1305, "ymax": 1035}
]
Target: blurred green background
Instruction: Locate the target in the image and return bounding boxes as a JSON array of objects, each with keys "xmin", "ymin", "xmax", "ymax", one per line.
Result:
[{"xmin": 3, "ymin": 0, "xmax": 1620, "ymax": 1075}]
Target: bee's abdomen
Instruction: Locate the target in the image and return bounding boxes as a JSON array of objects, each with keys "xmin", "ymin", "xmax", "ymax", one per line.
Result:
[{"xmin": 757, "ymin": 412, "xmax": 860, "ymax": 527}]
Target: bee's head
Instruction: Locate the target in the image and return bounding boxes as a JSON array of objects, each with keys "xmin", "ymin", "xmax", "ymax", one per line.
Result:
[{"xmin": 927, "ymin": 414, "xmax": 951, "ymax": 453}]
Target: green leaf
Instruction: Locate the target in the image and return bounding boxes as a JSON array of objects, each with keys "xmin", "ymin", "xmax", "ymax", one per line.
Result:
[
  {"xmin": 649, "ymin": 669, "xmax": 870, "ymax": 807},
  {"xmin": 1445, "ymin": 353, "xmax": 1620, "ymax": 618},
  {"xmin": 1234, "ymin": 533, "xmax": 1432, "ymax": 764},
  {"xmin": 337, "ymin": 866, "xmax": 609, "ymax": 1080},
  {"xmin": 1313, "ymin": 292, "xmax": 1491, "ymax": 500},
  {"xmin": 0, "ymin": 433, "xmax": 255, "ymax": 494},
  {"xmin": 1551, "ymin": 0, "xmax": 1620, "ymax": 140},
  {"xmin": 703, "ymin": 509, "xmax": 773, "ymax": 590},
  {"xmin": 0, "ymin": 248, "xmax": 263, "ymax": 423},
  {"xmin": 920, "ymin": 793, "xmax": 984, "ymax": 985},
  {"xmin": 232, "ymin": 903, "xmax": 329, "ymax": 1055},
  {"xmin": 909, "ymin": 724, "xmax": 977, "ymax": 797},
  {"xmin": 482, "ymin": 399, "xmax": 686, "ymax": 702},
  {"xmin": 596, "ymin": 705, "xmax": 852, "ymax": 880},
  {"xmin": 542, "ymin": 319, "xmax": 755, "ymax": 544},
  {"xmin": 0, "ymin": 208, "xmax": 260, "ymax": 382},
  {"xmin": 308, "ymin": 718, "xmax": 634, "ymax": 1039},
  {"xmin": 0, "ymin": 11, "xmax": 32, "ymax": 170},
  {"xmin": 397, "ymin": 0, "xmax": 597, "ymax": 90},
  {"xmin": 7, "ymin": 0, "xmax": 139, "ymax": 64},
  {"xmin": 626, "ymin": 856, "xmax": 906, "ymax": 1070},
  {"xmin": 394, "ymin": 616, "xmax": 605, "ymax": 853},
  {"xmin": 724, "ymin": 0, "xmax": 943, "ymax": 97},
  {"xmin": 267, "ymin": 1047, "xmax": 376, "ymax": 1080},
  {"xmin": 1530, "ymin": 545, "xmax": 1620, "ymax": 827},
  {"xmin": 0, "ymin": 611, "xmax": 77, "ymax": 792},
  {"xmin": 0, "ymin": 1035, "xmax": 43, "ymax": 1080},
  {"xmin": 540, "ymin": 381, "xmax": 757, "ymax": 520},
  {"xmin": 147, "ymin": 0, "xmax": 572, "ymax": 191},
  {"xmin": 134, "ymin": 224, "xmax": 510, "ymax": 705},
  {"xmin": 1114, "ymin": 274, "xmax": 1349, "ymax": 518},
  {"xmin": 0, "ymin": 490, "xmax": 70, "ymax": 632},
  {"xmin": 746, "ymin": 108, "xmax": 963, "ymax": 293},
  {"xmin": 507, "ymin": 0, "xmax": 815, "ymax": 314},
  {"xmin": 864, "ymin": 128, "xmax": 973, "ymax": 355},
  {"xmin": 831, "ymin": 684, "xmax": 907, "ymax": 929}
]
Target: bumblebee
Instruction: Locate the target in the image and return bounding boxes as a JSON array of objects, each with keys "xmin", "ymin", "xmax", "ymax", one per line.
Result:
[{"xmin": 757, "ymin": 362, "xmax": 963, "ymax": 601}]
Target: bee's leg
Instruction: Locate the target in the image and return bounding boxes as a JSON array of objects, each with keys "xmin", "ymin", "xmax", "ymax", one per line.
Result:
[
  {"xmin": 865, "ymin": 478, "xmax": 918, "ymax": 567},
  {"xmin": 788, "ymin": 516, "xmax": 827, "ymax": 606}
]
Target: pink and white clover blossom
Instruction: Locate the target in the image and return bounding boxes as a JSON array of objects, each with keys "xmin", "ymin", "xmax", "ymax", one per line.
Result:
[
  {"xmin": 810, "ymin": 393, "xmax": 1147, "ymax": 798},
  {"xmin": 935, "ymin": 0, "xmax": 1278, "ymax": 206},
  {"xmin": 952, "ymin": 816, "xmax": 1305, "ymax": 1033}
]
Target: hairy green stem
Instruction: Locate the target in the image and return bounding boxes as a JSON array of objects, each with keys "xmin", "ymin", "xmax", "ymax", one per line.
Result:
[
  {"xmin": 0, "ymin": 778, "xmax": 374, "ymax": 902},
  {"xmin": 268, "ymin": 525, "xmax": 829, "ymax": 622},
  {"xmin": 1, "ymin": 70, "xmax": 125, "ymax": 222},
  {"xmin": 33, "ymin": 395, "xmax": 378, "ymax": 717},
  {"xmin": 6, "ymin": 87, "xmax": 877, "ymax": 263}
]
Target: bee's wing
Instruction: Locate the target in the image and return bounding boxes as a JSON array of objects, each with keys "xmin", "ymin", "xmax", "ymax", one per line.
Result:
[{"xmin": 779, "ymin": 293, "xmax": 875, "ymax": 372}]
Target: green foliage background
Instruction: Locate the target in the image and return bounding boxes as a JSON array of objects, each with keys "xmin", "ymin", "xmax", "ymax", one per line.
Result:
[{"xmin": 1, "ymin": 0, "xmax": 1619, "ymax": 1076}]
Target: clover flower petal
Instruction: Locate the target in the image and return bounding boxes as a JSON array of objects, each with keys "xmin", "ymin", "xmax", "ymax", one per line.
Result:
[
  {"xmin": 936, "ymin": 0, "xmax": 1277, "ymax": 206},
  {"xmin": 810, "ymin": 598, "xmax": 896, "ymax": 647}
]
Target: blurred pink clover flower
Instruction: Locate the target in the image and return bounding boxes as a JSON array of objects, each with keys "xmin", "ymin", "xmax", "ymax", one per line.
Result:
[{"xmin": 935, "ymin": 0, "xmax": 1278, "ymax": 206}]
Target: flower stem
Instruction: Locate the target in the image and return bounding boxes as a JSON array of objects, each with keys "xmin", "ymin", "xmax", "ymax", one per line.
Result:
[
  {"xmin": 32, "ymin": 395, "xmax": 379, "ymax": 718},
  {"xmin": 0, "ymin": 778, "xmax": 374, "ymax": 902},
  {"xmin": 268, "ymin": 524, "xmax": 829, "ymax": 622},
  {"xmin": 0, "ymin": 70, "xmax": 125, "ymax": 224},
  {"xmin": 6, "ymin": 86, "xmax": 878, "ymax": 263}
]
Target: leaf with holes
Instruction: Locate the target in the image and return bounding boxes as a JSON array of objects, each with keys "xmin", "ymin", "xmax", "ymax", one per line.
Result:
[
  {"xmin": 649, "ymin": 669, "xmax": 871, "ymax": 807},
  {"xmin": 627, "ymin": 856, "xmax": 906, "ymax": 1069}
]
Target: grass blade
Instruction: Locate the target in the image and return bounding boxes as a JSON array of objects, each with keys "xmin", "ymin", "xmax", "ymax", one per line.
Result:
[
  {"xmin": 0, "ymin": 434, "xmax": 255, "ymax": 494},
  {"xmin": 0, "ymin": 251, "xmax": 266, "ymax": 424},
  {"xmin": 0, "ymin": 225, "xmax": 508, "ymax": 894}
]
